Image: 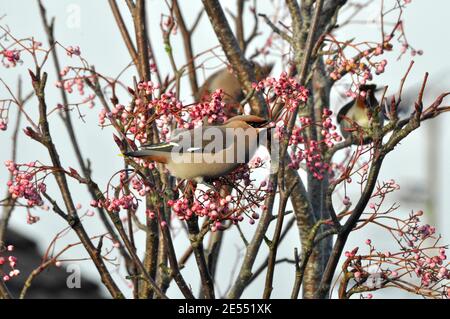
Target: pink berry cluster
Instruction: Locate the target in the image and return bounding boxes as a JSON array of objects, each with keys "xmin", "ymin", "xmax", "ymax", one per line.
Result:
[
  {"xmin": 54, "ymin": 66, "xmax": 96, "ymax": 108},
  {"xmin": 0, "ymin": 244, "xmax": 20, "ymax": 282},
  {"xmin": 253, "ymin": 71, "xmax": 309, "ymax": 111},
  {"xmin": 127, "ymin": 174, "xmax": 152, "ymax": 197},
  {"xmin": 343, "ymin": 86, "xmax": 373, "ymax": 100},
  {"xmin": 5, "ymin": 160, "xmax": 45, "ymax": 207},
  {"xmin": 250, "ymin": 73, "xmax": 342, "ymax": 180},
  {"xmin": 98, "ymin": 107, "xmax": 109, "ymax": 126},
  {"xmin": 400, "ymin": 211, "xmax": 438, "ymax": 248},
  {"xmin": 165, "ymin": 164, "xmax": 268, "ymax": 231},
  {"xmin": 103, "ymin": 81, "xmax": 185, "ymax": 144},
  {"xmin": 140, "ymin": 90, "xmax": 185, "ymax": 142},
  {"xmin": 66, "ymin": 45, "xmax": 81, "ymax": 57},
  {"xmin": 104, "ymin": 81, "xmax": 228, "ymax": 146},
  {"xmin": 1, "ymin": 49, "xmax": 21, "ymax": 67},
  {"xmin": 344, "ymin": 246, "xmax": 360, "ymax": 259},
  {"xmin": 90, "ymin": 194, "xmax": 137, "ymax": 213},
  {"xmin": 325, "ymin": 3, "xmax": 421, "ymax": 87},
  {"xmin": 167, "ymin": 188, "xmax": 262, "ymax": 231},
  {"xmin": 287, "ymin": 110, "xmax": 342, "ymax": 180},
  {"xmin": 320, "ymin": 109, "xmax": 342, "ymax": 147},
  {"xmin": 137, "ymin": 80, "xmax": 159, "ymax": 95},
  {"xmin": 89, "ymin": 172, "xmax": 143, "ymax": 213},
  {"xmin": 56, "ymin": 68, "xmax": 86, "ymax": 95},
  {"xmin": 412, "ymin": 247, "xmax": 448, "ymax": 287},
  {"xmin": 0, "ymin": 119, "xmax": 7, "ymax": 131},
  {"xmin": 189, "ymin": 89, "xmax": 227, "ymax": 125},
  {"xmin": 342, "ymin": 210, "xmax": 450, "ymax": 298},
  {"xmin": 167, "ymin": 193, "xmax": 231, "ymax": 231},
  {"xmin": 326, "ymin": 43, "xmax": 390, "ymax": 84}
]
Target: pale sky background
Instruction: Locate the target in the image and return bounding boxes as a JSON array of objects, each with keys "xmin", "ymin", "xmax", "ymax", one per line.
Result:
[{"xmin": 0, "ymin": 0, "xmax": 449, "ymax": 298}]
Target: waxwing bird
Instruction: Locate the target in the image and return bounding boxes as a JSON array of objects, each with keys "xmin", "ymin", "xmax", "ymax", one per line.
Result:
[
  {"xmin": 198, "ymin": 63, "xmax": 274, "ymax": 117},
  {"xmin": 337, "ymin": 84, "xmax": 384, "ymax": 144},
  {"xmin": 125, "ymin": 115, "xmax": 268, "ymax": 183}
]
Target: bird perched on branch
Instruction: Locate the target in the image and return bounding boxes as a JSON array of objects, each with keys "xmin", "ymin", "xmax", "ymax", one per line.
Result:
[
  {"xmin": 198, "ymin": 63, "xmax": 274, "ymax": 117},
  {"xmin": 337, "ymin": 84, "xmax": 384, "ymax": 144},
  {"xmin": 125, "ymin": 115, "xmax": 268, "ymax": 183}
]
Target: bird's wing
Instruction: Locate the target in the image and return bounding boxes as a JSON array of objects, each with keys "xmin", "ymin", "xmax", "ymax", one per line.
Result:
[
  {"xmin": 337, "ymin": 100, "xmax": 355, "ymax": 123},
  {"xmin": 138, "ymin": 142, "xmax": 176, "ymax": 152},
  {"xmin": 136, "ymin": 126, "xmax": 234, "ymax": 155},
  {"xmin": 364, "ymin": 90, "xmax": 388, "ymax": 122},
  {"xmin": 171, "ymin": 126, "xmax": 234, "ymax": 154}
]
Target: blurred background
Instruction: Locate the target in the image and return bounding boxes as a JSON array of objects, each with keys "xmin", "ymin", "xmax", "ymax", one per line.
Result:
[{"xmin": 0, "ymin": 0, "xmax": 449, "ymax": 298}]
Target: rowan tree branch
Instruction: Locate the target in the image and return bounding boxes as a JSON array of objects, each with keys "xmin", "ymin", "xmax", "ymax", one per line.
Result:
[
  {"xmin": 0, "ymin": 277, "xmax": 12, "ymax": 299},
  {"xmin": 0, "ymin": 78, "xmax": 31, "ymax": 243},
  {"xmin": 172, "ymin": 0, "xmax": 200, "ymax": 97},
  {"xmin": 186, "ymin": 216, "xmax": 215, "ymax": 299},
  {"xmin": 28, "ymin": 69, "xmax": 124, "ymax": 299},
  {"xmin": 108, "ymin": 0, "xmax": 139, "ymax": 67}
]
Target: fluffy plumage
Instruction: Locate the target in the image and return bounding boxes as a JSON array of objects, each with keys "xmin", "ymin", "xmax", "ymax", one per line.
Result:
[
  {"xmin": 337, "ymin": 84, "xmax": 384, "ymax": 144},
  {"xmin": 125, "ymin": 115, "xmax": 267, "ymax": 181}
]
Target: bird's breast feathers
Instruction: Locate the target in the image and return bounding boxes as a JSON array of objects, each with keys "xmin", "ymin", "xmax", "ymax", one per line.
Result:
[{"xmin": 345, "ymin": 103, "xmax": 370, "ymax": 128}]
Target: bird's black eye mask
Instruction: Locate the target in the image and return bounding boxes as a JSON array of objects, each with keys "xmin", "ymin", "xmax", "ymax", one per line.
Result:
[
  {"xmin": 359, "ymin": 84, "xmax": 377, "ymax": 92},
  {"xmin": 247, "ymin": 119, "xmax": 269, "ymax": 128},
  {"xmin": 359, "ymin": 84, "xmax": 379, "ymax": 109}
]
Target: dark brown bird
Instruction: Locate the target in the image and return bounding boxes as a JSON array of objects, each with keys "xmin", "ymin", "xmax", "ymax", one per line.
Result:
[{"xmin": 337, "ymin": 84, "xmax": 384, "ymax": 144}]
